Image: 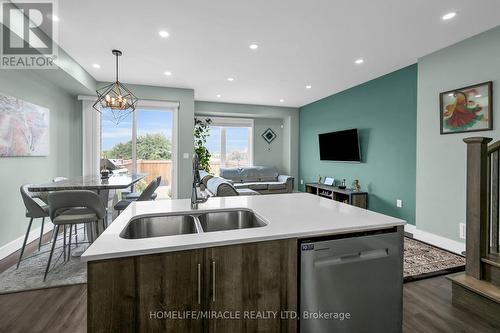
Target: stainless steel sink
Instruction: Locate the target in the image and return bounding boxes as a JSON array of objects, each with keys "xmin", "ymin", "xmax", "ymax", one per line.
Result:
[
  {"xmin": 120, "ymin": 215, "xmax": 198, "ymax": 239},
  {"xmin": 197, "ymin": 209, "xmax": 267, "ymax": 232},
  {"xmin": 119, "ymin": 209, "xmax": 267, "ymax": 239}
]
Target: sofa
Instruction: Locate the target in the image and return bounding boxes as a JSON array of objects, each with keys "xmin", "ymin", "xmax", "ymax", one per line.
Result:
[{"xmin": 219, "ymin": 166, "xmax": 294, "ymax": 194}]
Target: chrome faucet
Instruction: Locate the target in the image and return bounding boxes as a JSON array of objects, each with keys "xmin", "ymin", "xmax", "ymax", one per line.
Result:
[{"xmin": 191, "ymin": 153, "xmax": 208, "ymax": 209}]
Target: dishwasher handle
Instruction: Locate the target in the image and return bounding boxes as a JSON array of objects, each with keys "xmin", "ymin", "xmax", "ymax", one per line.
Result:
[{"xmin": 313, "ymin": 249, "xmax": 389, "ymax": 268}]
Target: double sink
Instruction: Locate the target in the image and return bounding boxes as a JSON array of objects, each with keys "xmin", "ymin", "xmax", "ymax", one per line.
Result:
[{"xmin": 120, "ymin": 209, "xmax": 267, "ymax": 239}]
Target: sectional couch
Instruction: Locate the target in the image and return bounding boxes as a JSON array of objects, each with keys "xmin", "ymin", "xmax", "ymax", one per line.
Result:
[{"xmin": 200, "ymin": 166, "xmax": 294, "ymax": 197}]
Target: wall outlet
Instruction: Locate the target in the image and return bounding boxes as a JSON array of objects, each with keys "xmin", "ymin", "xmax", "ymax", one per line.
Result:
[
  {"xmin": 396, "ymin": 199, "xmax": 403, "ymax": 208},
  {"xmin": 300, "ymin": 179, "xmax": 304, "ymax": 185},
  {"xmin": 459, "ymin": 223, "xmax": 466, "ymax": 240}
]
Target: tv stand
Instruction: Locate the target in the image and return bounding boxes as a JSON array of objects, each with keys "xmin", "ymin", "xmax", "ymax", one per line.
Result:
[{"xmin": 305, "ymin": 183, "xmax": 368, "ymax": 209}]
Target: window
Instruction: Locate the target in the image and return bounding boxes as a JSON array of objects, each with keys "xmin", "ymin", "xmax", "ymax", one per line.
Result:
[
  {"xmin": 100, "ymin": 105, "xmax": 176, "ymax": 199},
  {"xmin": 205, "ymin": 117, "xmax": 253, "ymax": 175}
]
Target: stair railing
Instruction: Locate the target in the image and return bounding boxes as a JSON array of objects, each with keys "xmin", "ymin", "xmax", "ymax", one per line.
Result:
[{"xmin": 464, "ymin": 137, "xmax": 500, "ymax": 280}]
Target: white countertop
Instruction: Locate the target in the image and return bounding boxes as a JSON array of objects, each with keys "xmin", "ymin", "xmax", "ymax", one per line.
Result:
[{"xmin": 81, "ymin": 193, "xmax": 405, "ymax": 262}]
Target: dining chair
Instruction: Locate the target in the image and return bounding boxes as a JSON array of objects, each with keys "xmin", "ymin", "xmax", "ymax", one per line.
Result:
[
  {"xmin": 17, "ymin": 185, "xmax": 50, "ymax": 268},
  {"xmin": 44, "ymin": 190, "xmax": 106, "ymax": 281},
  {"xmin": 124, "ymin": 176, "xmax": 161, "ymax": 200},
  {"xmin": 114, "ymin": 176, "xmax": 161, "ymax": 214}
]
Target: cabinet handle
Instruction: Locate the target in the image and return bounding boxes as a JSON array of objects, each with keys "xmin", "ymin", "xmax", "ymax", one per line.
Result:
[
  {"xmin": 212, "ymin": 260, "xmax": 216, "ymax": 302},
  {"xmin": 197, "ymin": 263, "xmax": 201, "ymax": 305}
]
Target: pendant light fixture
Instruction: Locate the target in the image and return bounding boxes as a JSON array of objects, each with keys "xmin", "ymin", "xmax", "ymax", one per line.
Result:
[{"xmin": 93, "ymin": 49, "xmax": 138, "ymax": 124}]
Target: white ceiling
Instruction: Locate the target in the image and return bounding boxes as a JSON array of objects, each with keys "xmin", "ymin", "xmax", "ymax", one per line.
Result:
[{"xmin": 57, "ymin": 0, "xmax": 500, "ymax": 107}]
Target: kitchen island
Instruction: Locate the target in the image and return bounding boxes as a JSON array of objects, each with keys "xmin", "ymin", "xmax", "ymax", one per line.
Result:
[{"xmin": 83, "ymin": 193, "xmax": 405, "ymax": 333}]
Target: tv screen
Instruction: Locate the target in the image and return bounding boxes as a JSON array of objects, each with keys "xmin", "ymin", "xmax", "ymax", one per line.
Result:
[{"xmin": 318, "ymin": 129, "xmax": 361, "ymax": 162}]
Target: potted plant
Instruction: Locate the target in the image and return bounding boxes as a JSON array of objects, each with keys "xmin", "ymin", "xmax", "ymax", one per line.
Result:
[{"xmin": 194, "ymin": 118, "xmax": 212, "ymax": 172}]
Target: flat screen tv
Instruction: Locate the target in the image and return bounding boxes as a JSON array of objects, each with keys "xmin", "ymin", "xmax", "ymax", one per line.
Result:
[{"xmin": 318, "ymin": 129, "xmax": 361, "ymax": 162}]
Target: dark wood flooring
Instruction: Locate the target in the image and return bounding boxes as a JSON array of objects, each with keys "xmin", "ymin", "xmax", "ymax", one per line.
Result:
[
  {"xmin": 0, "ymin": 276, "xmax": 498, "ymax": 333},
  {"xmin": 1, "ymin": 237, "xmax": 499, "ymax": 332}
]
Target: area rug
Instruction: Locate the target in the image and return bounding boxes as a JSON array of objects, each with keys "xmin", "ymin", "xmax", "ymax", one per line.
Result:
[
  {"xmin": 0, "ymin": 227, "xmax": 87, "ymax": 294},
  {"xmin": 403, "ymin": 237, "xmax": 465, "ymax": 282}
]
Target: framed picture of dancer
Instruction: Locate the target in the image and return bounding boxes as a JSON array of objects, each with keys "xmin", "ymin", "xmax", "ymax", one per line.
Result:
[{"xmin": 440, "ymin": 81, "xmax": 493, "ymax": 134}]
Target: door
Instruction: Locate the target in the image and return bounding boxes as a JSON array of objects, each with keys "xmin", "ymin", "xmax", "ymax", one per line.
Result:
[
  {"xmin": 101, "ymin": 106, "xmax": 175, "ymax": 199},
  {"xmin": 205, "ymin": 239, "xmax": 297, "ymax": 333},
  {"xmin": 136, "ymin": 249, "xmax": 205, "ymax": 332}
]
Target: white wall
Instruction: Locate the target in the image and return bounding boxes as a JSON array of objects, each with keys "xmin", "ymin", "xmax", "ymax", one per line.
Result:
[
  {"xmin": 194, "ymin": 101, "xmax": 299, "ymax": 185},
  {"xmin": 253, "ymin": 118, "xmax": 285, "ymax": 172},
  {"xmin": 416, "ymin": 26, "xmax": 500, "ymax": 243}
]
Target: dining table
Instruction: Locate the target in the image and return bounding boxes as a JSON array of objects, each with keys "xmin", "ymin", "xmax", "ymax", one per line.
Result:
[
  {"xmin": 27, "ymin": 173, "xmax": 146, "ymax": 193},
  {"xmin": 28, "ymin": 173, "xmax": 146, "ymax": 248}
]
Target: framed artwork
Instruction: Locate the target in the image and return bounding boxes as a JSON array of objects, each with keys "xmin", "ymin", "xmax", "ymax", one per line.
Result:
[
  {"xmin": 0, "ymin": 92, "xmax": 49, "ymax": 156},
  {"xmin": 440, "ymin": 81, "xmax": 493, "ymax": 134},
  {"xmin": 261, "ymin": 128, "xmax": 277, "ymax": 144}
]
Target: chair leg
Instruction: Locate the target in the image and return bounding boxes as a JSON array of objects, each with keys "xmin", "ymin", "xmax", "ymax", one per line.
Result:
[
  {"xmin": 17, "ymin": 217, "xmax": 34, "ymax": 269},
  {"xmin": 94, "ymin": 221, "xmax": 99, "ymax": 240},
  {"xmin": 88, "ymin": 223, "xmax": 94, "ymax": 243},
  {"xmin": 83, "ymin": 224, "xmax": 87, "ymax": 241},
  {"xmin": 38, "ymin": 217, "xmax": 45, "ymax": 251},
  {"xmin": 74, "ymin": 224, "xmax": 78, "ymax": 246},
  {"xmin": 44, "ymin": 225, "xmax": 60, "ymax": 282},
  {"xmin": 63, "ymin": 225, "xmax": 67, "ymax": 261},
  {"xmin": 68, "ymin": 224, "xmax": 72, "ymax": 259}
]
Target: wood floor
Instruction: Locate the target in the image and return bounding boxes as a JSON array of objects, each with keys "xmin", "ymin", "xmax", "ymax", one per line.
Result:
[{"xmin": 0, "ymin": 275, "xmax": 498, "ymax": 333}]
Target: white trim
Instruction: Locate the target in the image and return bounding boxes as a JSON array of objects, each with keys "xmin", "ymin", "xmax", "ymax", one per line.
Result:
[
  {"xmin": 208, "ymin": 116, "xmax": 254, "ymax": 128},
  {"xmin": 0, "ymin": 223, "xmax": 54, "ymax": 261},
  {"xmin": 405, "ymin": 224, "xmax": 465, "ymax": 255}
]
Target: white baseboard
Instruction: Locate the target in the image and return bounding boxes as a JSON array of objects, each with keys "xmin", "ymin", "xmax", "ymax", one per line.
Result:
[
  {"xmin": 405, "ymin": 224, "xmax": 465, "ymax": 255},
  {"xmin": 0, "ymin": 222, "xmax": 54, "ymax": 261}
]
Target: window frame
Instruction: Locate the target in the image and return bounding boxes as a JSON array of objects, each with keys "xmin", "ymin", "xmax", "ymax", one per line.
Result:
[{"xmin": 203, "ymin": 117, "xmax": 254, "ymax": 168}]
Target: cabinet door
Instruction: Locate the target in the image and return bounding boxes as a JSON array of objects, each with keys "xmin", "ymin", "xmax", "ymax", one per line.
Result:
[
  {"xmin": 205, "ymin": 239, "xmax": 297, "ymax": 333},
  {"xmin": 136, "ymin": 249, "xmax": 205, "ymax": 333}
]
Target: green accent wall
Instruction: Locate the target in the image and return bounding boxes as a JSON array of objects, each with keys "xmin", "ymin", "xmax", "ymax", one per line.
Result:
[{"xmin": 299, "ymin": 64, "xmax": 417, "ymax": 225}]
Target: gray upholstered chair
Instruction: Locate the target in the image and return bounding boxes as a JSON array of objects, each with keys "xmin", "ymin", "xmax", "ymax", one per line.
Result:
[
  {"xmin": 123, "ymin": 176, "xmax": 161, "ymax": 201},
  {"xmin": 18, "ymin": 185, "xmax": 50, "ymax": 268},
  {"xmin": 206, "ymin": 177, "xmax": 259, "ymax": 197},
  {"xmin": 44, "ymin": 190, "xmax": 106, "ymax": 281},
  {"xmin": 114, "ymin": 176, "xmax": 161, "ymax": 214}
]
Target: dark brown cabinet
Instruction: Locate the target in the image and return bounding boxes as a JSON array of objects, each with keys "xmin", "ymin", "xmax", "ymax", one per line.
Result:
[{"xmin": 88, "ymin": 239, "xmax": 297, "ymax": 333}]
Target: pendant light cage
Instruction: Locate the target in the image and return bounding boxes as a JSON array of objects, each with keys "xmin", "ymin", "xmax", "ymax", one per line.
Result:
[{"xmin": 93, "ymin": 50, "xmax": 138, "ymax": 124}]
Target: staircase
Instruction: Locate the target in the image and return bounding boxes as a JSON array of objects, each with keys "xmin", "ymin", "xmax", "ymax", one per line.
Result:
[{"xmin": 448, "ymin": 137, "xmax": 500, "ymax": 325}]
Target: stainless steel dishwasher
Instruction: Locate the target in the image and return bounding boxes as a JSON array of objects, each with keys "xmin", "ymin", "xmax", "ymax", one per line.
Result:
[{"xmin": 300, "ymin": 227, "xmax": 403, "ymax": 333}]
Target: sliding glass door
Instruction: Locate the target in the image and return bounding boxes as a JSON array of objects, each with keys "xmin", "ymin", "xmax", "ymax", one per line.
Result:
[{"xmin": 101, "ymin": 107, "xmax": 175, "ymax": 199}]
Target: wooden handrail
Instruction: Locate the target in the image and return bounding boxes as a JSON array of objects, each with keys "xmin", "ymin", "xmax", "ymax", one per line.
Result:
[{"xmin": 488, "ymin": 140, "xmax": 500, "ymax": 154}]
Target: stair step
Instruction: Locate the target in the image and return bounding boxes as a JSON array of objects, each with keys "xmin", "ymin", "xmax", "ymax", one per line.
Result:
[{"xmin": 448, "ymin": 273, "xmax": 500, "ymax": 304}]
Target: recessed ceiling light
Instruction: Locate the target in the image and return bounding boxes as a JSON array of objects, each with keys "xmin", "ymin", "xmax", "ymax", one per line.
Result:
[
  {"xmin": 216, "ymin": 94, "xmax": 222, "ymax": 98},
  {"xmin": 159, "ymin": 30, "xmax": 170, "ymax": 38},
  {"xmin": 50, "ymin": 14, "xmax": 60, "ymax": 22},
  {"xmin": 475, "ymin": 94, "xmax": 482, "ymax": 98},
  {"xmin": 305, "ymin": 85, "xmax": 312, "ymax": 90},
  {"xmin": 249, "ymin": 43, "xmax": 259, "ymax": 50},
  {"xmin": 92, "ymin": 63, "xmax": 100, "ymax": 69},
  {"xmin": 227, "ymin": 77, "xmax": 234, "ymax": 82},
  {"xmin": 164, "ymin": 71, "xmax": 172, "ymax": 76},
  {"xmin": 448, "ymin": 93, "xmax": 454, "ymax": 97},
  {"xmin": 279, "ymin": 99, "xmax": 285, "ymax": 103},
  {"xmin": 442, "ymin": 12, "xmax": 456, "ymax": 21},
  {"xmin": 355, "ymin": 58, "xmax": 364, "ymax": 65}
]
